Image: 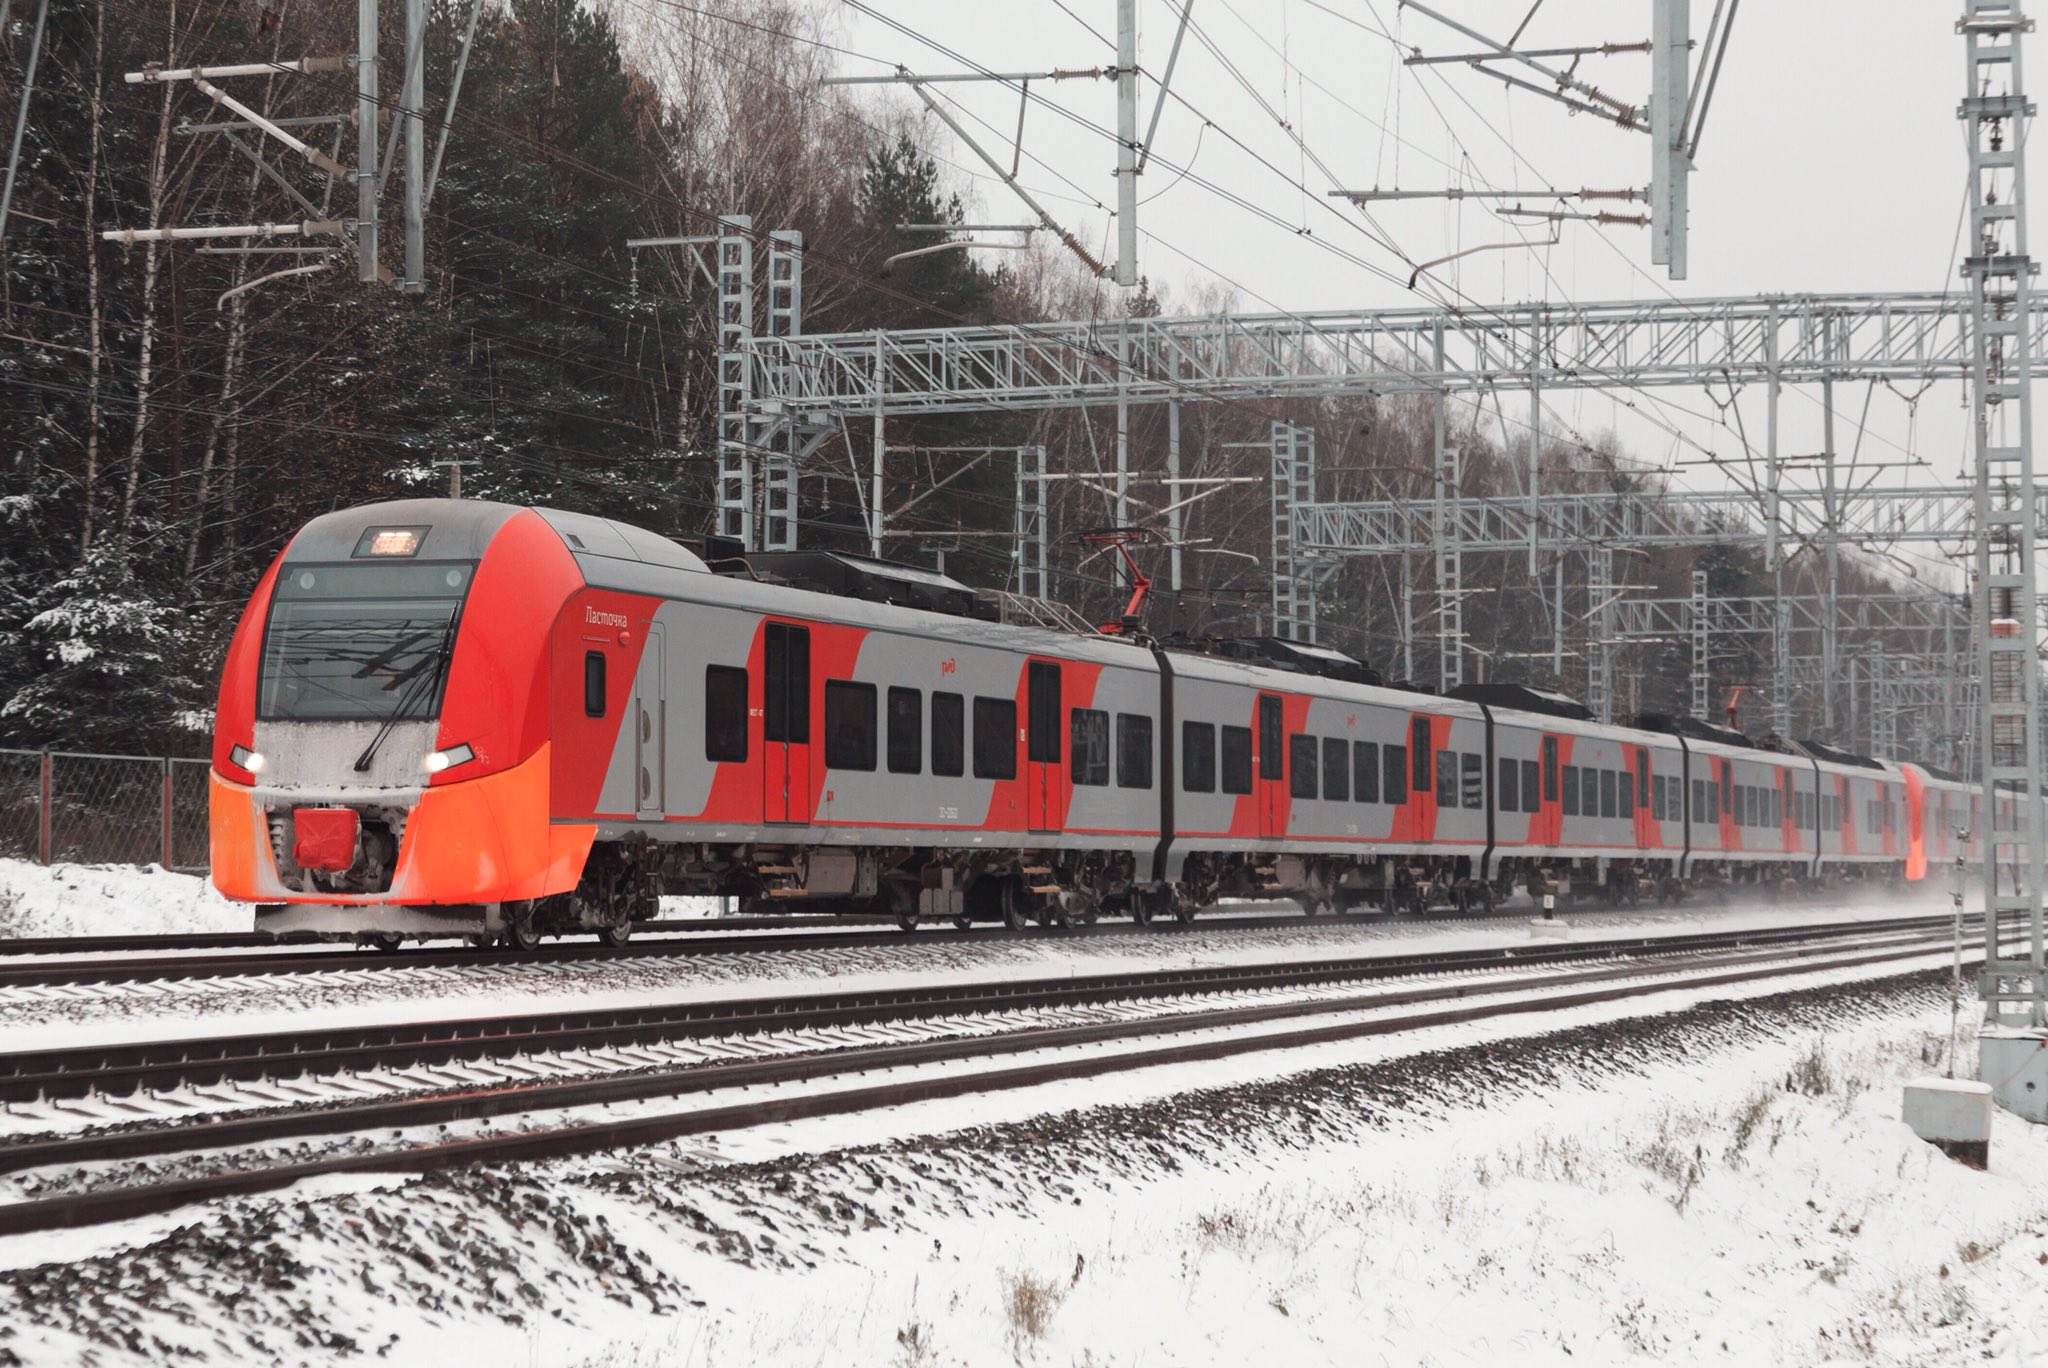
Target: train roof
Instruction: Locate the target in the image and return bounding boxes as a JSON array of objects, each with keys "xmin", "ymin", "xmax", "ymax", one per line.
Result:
[
  {"xmin": 322, "ymin": 501, "xmax": 1958, "ymax": 780},
  {"xmin": 714, "ymin": 547, "xmax": 997, "ymax": 622},
  {"xmin": 1448, "ymin": 683, "xmax": 1593, "ymax": 721}
]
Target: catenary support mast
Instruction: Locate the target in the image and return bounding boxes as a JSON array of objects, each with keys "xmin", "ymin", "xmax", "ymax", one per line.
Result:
[{"xmin": 1962, "ymin": 0, "xmax": 2048, "ymax": 1044}]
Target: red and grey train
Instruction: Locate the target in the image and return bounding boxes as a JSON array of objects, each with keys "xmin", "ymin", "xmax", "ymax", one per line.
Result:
[{"xmin": 210, "ymin": 499, "xmax": 1978, "ymax": 946}]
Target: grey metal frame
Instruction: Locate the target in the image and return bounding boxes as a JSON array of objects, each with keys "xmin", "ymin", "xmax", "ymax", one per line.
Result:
[{"xmin": 1961, "ymin": 0, "xmax": 2048, "ymax": 1029}]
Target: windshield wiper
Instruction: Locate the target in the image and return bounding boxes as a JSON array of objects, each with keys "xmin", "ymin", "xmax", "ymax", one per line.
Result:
[{"xmin": 353, "ymin": 610, "xmax": 460, "ymax": 774}]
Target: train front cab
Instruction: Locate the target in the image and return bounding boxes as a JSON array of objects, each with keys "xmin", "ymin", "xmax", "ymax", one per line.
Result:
[{"xmin": 209, "ymin": 501, "xmax": 597, "ymax": 937}]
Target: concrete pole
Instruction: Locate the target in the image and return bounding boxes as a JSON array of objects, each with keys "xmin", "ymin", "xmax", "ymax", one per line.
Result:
[
  {"xmin": 1167, "ymin": 402, "xmax": 1183, "ymax": 592},
  {"xmin": 401, "ymin": 0, "xmax": 424, "ymax": 290},
  {"xmin": 870, "ymin": 332, "xmax": 885, "ymax": 557},
  {"xmin": 356, "ymin": 0, "xmax": 378, "ymax": 281},
  {"xmin": 1115, "ymin": 0, "xmax": 1137, "ymax": 286},
  {"xmin": 1821, "ymin": 377, "xmax": 1840, "ymax": 732}
]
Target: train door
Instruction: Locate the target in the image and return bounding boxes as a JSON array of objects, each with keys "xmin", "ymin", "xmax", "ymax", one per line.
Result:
[
  {"xmin": 634, "ymin": 624, "xmax": 666, "ymax": 819},
  {"xmin": 1257, "ymin": 694, "xmax": 1287, "ymax": 841},
  {"xmin": 763, "ymin": 621, "xmax": 811, "ymax": 825},
  {"xmin": 1026, "ymin": 660, "xmax": 1065, "ymax": 833}
]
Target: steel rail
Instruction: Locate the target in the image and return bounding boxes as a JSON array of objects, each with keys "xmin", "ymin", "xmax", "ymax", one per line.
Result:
[
  {"xmin": 0, "ymin": 913, "xmax": 1969, "ymax": 1105},
  {"xmin": 0, "ymin": 924, "xmax": 1985, "ymax": 1237},
  {"xmin": 0, "ymin": 906, "xmax": 1537, "ymax": 988},
  {"xmin": 0, "ymin": 916, "xmax": 891, "ymax": 958}
]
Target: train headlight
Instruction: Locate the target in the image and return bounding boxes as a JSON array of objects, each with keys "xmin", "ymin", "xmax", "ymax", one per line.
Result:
[
  {"xmin": 422, "ymin": 743, "xmax": 475, "ymax": 774},
  {"xmin": 230, "ymin": 744, "xmax": 267, "ymax": 775}
]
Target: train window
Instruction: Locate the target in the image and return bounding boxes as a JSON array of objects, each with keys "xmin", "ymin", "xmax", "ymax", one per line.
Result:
[
  {"xmin": 1618, "ymin": 772, "xmax": 1634, "ymax": 820},
  {"xmin": 1291, "ymin": 734, "xmax": 1320, "ymax": 800},
  {"xmin": 1462, "ymin": 753, "xmax": 1483, "ymax": 809},
  {"xmin": 887, "ymin": 687, "xmax": 922, "ymax": 775},
  {"xmin": 1635, "ymin": 753, "xmax": 1650, "ymax": 817},
  {"xmin": 1542, "ymin": 736, "xmax": 1559, "ymax": 802},
  {"xmin": 1562, "ymin": 766, "xmax": 1580, "ymax": 817},
  {"xmin": 1183, "ymin": 721, "xmax": 1217, "ymax": 793},
  {"xmin": 1323, "ymin": 737, "xmax": 1350, "ymax": 802},
  {"xmin": 1383, "ymin": 744, "xmax": 1407, "ymax": 804},
  {"xmin": 1720, "ymin": 766, "xmax": 1733, "ymax": 821},
  {"xmin": 704, "ymin": 665, "xmax": 748, "ymax": 763},
  {"xmin": 1435, "ymin": 750, "xmax": 1459, "ymax": 808},
  {"xmin": 1220, "ymin": 726, "xmax": 1253, "ymax": 795},
  {"xmin": 1650, "ymin": 775, "xmax": 1664, "ymax": 822},
  {"xmin": 824, "ymin": 680, "xmax": 877, "ymax": 772},
  {"xmin": 1770, "ymin": 788, "xmax": 1781, "ymax": 828},
  {"xmin": 763, "ymin": 622, "xmax": 810, "ymax": 744},
  {"xmin": 1027, "ymin": 663, "xmax": 1061, "ymax": 765},
  {"xmin": 1599, "ymin": 769, "xmax": 1617, "ymax": 820},
  {"xmin": 972, "ymin": 697, "xmax": 1017, "ymax": 780},
  {"xmin": 1117, "ymin": 714, "xmax": 1154, "ymax": 789},
  {"xmin": 584, "ymin": 651, "xmax": 608, "ymax": 718},
  {"xmin": 1521, "ymin": 759, "xmax": 1540, "ymax": 814},
  {"xmin": 1071, "ymin": 709, "xmax": 1111, "ymax": 787},
  {"xmin": 931, "ymin": 692, "xmax": 965, "ymax": 777},
  {"xmin": 1497, "ymin": 757, "xmax": 1518, "ymax": 813},
  {"xmin": 1355, "ymin": 741, "xmax": 1381, "ymax": 803},
  {"xmin": 1258, "ymin": 697, "xmax": 1285, "ymax": 782},
  {"xmin": 1411, "ymin": 717, "xmax": 1432, "ymax": 793}
]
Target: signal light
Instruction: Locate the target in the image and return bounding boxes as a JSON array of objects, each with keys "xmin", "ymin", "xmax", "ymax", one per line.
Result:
[{"xmin": 353, "ymin": 525, "xmax": 429, "ymax": 557}]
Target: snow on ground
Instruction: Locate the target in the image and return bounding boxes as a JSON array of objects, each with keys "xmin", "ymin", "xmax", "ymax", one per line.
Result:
[
  {"xmin": 0, "ymin": 861, "xmax": 244, "ymax": 938},
  {"xmin": 3, "ymin": 972, "xmax": 2045, "ymax": 1367}
]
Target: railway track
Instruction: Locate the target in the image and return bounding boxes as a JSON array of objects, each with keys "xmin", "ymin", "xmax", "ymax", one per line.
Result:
[
  {"xmin": 0, "ymin": 894, "xmax": 1924, "ymax": 989},
  {"xmin": 0, "ymin": 905, "xmax": 1541, "ymax": 989},
  {"xmin": 0, "ymin": 915, "xmax": 893, "ymax": 958},
  {"xmin": 0, "ymin": 912, "xmax": 1981, "ymax": 1237}
]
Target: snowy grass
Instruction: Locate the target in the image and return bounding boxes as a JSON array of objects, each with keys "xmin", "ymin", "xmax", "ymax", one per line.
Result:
[
  {"xmin": 6, "ymin": 977, "xmax": 2045, "ymax": 1367},
  {"xmin": 0, "ymin": 859, "xmax": 244, "ymax": 938}
]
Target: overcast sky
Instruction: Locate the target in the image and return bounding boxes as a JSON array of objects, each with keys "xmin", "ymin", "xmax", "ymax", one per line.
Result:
[{"xmin": 833, "ymin": 0, "xmax": 2024, "ymax": 589}]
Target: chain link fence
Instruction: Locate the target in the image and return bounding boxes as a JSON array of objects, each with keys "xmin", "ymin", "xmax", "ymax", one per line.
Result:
[{"xmin": 0, "ymin": 749, "xmax": 211, "ymax": 871}]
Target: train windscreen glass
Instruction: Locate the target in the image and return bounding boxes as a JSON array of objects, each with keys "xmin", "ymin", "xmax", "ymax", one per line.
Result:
[{"xmin": 257, "ymin": 561, "xmax": 476, "ymax": 721}]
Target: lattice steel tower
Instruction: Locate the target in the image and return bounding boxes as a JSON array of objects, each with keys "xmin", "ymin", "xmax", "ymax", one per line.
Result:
[{"xmin": 1962, "ymin": 0, "xmax": 2048, "ymax": 1046}]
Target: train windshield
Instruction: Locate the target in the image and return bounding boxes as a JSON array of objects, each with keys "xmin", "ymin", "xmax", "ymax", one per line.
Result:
[{"xmin": 257, "ymin": 561, "xmax": 476, "ymax": 722}]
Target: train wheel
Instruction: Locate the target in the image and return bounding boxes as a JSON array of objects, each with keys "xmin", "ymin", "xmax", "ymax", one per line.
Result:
[
  {"xmin": 467, "ymin": 933, "xmax": 496, "ymax": 950},
  {"xmin": 368, "ymin": 933, "xmax": 404, "ymax": 954},
  {"xmin": 1001, "ymin": 879, "xmax": 1028, "ymax": 932},
  {"xmin": 597, "ymin": 918, "xmax": 634, "ymax": 948},
  {"xmin": 503, "ymin": 903, "xmax": 544, "ymax": 952},
  {"xmin": 1129, "ymin": 891, "xmax": 1155, "ymax": 927}
]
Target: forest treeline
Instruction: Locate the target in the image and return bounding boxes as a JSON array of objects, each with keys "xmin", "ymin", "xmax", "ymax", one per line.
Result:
[{"xmin": 0, "ymin": 0, "xmax": 1931, "ymax": 754}]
